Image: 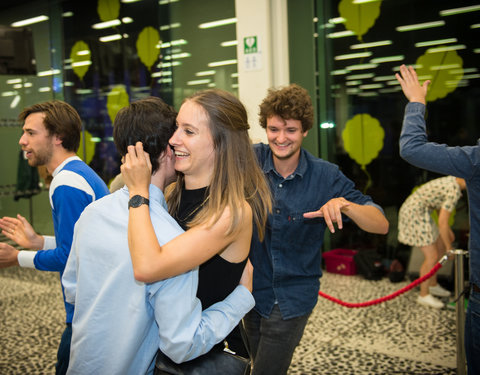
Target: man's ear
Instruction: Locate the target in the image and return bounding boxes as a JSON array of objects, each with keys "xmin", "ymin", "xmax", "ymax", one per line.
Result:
[{"xmin": 159, "ymin": 145, "xmax": 173, "ymax": 163}]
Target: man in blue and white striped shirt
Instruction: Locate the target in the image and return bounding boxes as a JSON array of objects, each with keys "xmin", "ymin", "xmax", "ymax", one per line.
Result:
[{"xmin": 0, "ymin": 100, "xmax": 109, "ymax": 374}]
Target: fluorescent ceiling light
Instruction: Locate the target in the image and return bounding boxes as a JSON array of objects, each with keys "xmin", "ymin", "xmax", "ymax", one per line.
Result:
[
  {"xmin": 320, "ymin": 122, "xmax": 335, "ymax": 129},
  {"xmin": 427, "ymin": 45, "xmax": 466, "ymax": 53},
  {"xmin": 474, "ymin": 49, "xmax": 480, "ymax": 54},
  {"xmin": 346, "ymin": 73, "xmax": 374, "ymax": 80},
  {"xmin": 13, "ymin": 84, "xmax": 23, "ymax": 89},
  {"xmin": 430, "ymin": 64, "xmax": 461, "ymax": 71},
  {"xmin": 360, "ymin": 83, "xmax": 383, "ymax": 89},
  {"xmin": 76, "ymin": 50, "xmax": 90, "ymax": 56},
  {"xmin": 10, "ymin": 95, "xmax": 21, "ymax": 109},
  {"xmin": 370, "ymin": 55, "xmax": 404, "ymax": 64},
  {"xmin": 208, "ymin": 59, "xmax": 237, "ymax": 67},
  {"xmin": 158, "ymin": 78, "xmax": 173, "ymax": 84},
  {"xmin": 463, "ymin": 74, "xmax": 480, "ymax": 79},
  {"xmin": 450, "ymin": 68, "xmax": 478, "ymax": 74},
  {"xmin": 187, "ymin": 79, "xmax": 211, "ymax": 86},
  {"xmin": 122, "ymin": 17, "xmax": 133, "ymax": 24},
  {"xmin": 392, "ymin": 64, "xmax": 422, "ymax": 71},
  {"xmin": 330, "ymin": 69, "xmax": 350, "ymax": 75},
  {"xmin": 387, "ymin": 80, "xmax": 401, "ymax": 86},
  {"xmin": 100, "ymin": 34, "xmax": 122, "ymax": 42},
  {"xmin": 327, "ymin": 30, "xmax": 355, "ymax": 38},
  {"xmin": 159, "ymin": 39, "xmax": 187, "ymax": 48},
  {"xmin": 92, "ymin": 20, "xmax": 121, "ymax": 29},
  {"xmin": 350, "ymin": 40, "xmax": 392, "ymax": 49},
  {"xmin": 346, "ymin": 80, "xmax": 362, "ymax": 86},
  {"xmin": 2, "ymin": 91, "xmax": 17, "ymax": 97},
  {"xmin": 159, "ymin": 0, "xmax": 179, "ymax": 4},
  {"xmin": 37, "ymin": 69, "xmax": 61, "ymax": 77},
  {"xmin": 328, "ymin": 17, "xmax": 346, "ymax": 24},
  {"xmin": 358, "ymin": 92, "xmax": 379, "ymax": 97},
  {"xmin": 11, "ymin": 15, "xmax": 49, "ymax": 27},
  {"xmin": 38, "ymin": 87, "xmax": 51, "ymax": 92},
  {"xmin": 151, "ymin": 71, "xmax": 172, "ymax": 77},
  {"xmin": 157, "ymin": 61, "xmax": 181, "ymax": 68},
  {"xmin": 72, "ymin": 61, "xmax": 92, "ymax": 67},
  {"xmin": 63, "ymin": 82, "xmax": 74, "ymax": 86},
  {"xmin": 122, "ymin": 0, "xmax": 143, "ymax": 3},
  {"xmin": 346, "ymin": 63, "xmax": 378, "ymax": 70},
  {"xmin": 471, "ymin": 24, "xmax": 480, "ymax": 29},
  {"xmin": 24, "ymin": 82, "xmax": 33, "ymax": 87},
  {"xmin": 379, "ymin": 87, "xmax": 402, "ymax": 93},
  {"xmin": 196, "ymin": 70, "xmax": 216, "ymax": 76},
  {"xmin": 63, "ymin": 12, "xmax": 74, "ymax": 17},
  {"xmin": 160, "ymin": 23, "xmax": 181, "ymax": 30},
  {"xmin": 199, "ymin": 18, "xmax": 236, "ymax": 29},
  {"xmin": 417, "ymin": 75, "xmax": 433, "ymax": 81},
  {"xmin": 230, "ymin": 83, "xmax": 238, "ymax": 88},
  {"xmin": 221, "ymin": 40, "xmax": 238, "ymax": 47},
  {"xmin": 7, "ymin": 79, "xmax": 22, "ymax": 84},
  {"xmin": 440, "ymin": 5, "xmax": 480, "ymax": 16},
  {"xmin": 415, "ymin": 38, "xmax": 457, "ymax": 47},
  {"xmin": 231, "ymin": 73, "xmax": 238, "ymax": 78},
  {"xmin": 165, "ymin": 52, "xmax": 191, "ymax": 60},
  {"xmin": 396, "ymin": 20, "xmax": 445, "ymax": 32},
  {"xmin": 353, "ymin": 0, "xmax": 381, "ymax": 3},
  {"xmin": 334, "ymin": 52, "xmax": 372, "ymax": 60},
  {"xmin": 346, "ymin": 88, "xmax": 361, "ymax": 94},
  {"xmin": 373, "ymin": 75, "xmax": 395, "ymax": 81}
]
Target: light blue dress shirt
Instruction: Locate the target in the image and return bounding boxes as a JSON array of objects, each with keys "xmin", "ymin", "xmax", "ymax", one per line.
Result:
[{"xmin": 62, "ymin": 184, "xmax": 254, "ymax": 375}]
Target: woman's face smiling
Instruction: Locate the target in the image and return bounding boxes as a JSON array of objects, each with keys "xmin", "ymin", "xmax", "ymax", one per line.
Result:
[{"xmin": 169, "ymin": 100, "xmax": 216, "ymax": 189}]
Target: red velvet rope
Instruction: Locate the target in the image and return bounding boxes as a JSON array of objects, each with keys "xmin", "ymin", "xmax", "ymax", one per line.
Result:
[{"xmin": 318, "ymin": 262, "xmax": 443, "ymax": 308}]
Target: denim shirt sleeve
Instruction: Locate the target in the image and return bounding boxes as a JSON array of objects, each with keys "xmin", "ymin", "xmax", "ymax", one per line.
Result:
[
  {"xmin": 151, "ymin": 274, "xmax": 254, "ymax": 363},
  {"xmin": 400, "ymin": 102, "xmax": 479, "ymax": 179}
]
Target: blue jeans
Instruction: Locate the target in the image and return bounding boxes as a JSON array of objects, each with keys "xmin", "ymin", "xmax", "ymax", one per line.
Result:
[
  {"xmin": 244, "ymin": 305, "xmax": 310, "ymax": 375},
  {"xmin": 55, "ymin": 324, "xmax": 71, "ymax": 375},
  {"xmin": 466, "ymin": 287, "xmax": 480, "ymax": 375}
]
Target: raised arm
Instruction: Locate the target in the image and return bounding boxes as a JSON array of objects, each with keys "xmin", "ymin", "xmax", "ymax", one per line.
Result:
[
  {"xmin": 121, "ymin": 142, "xmax": 252, "ymax": 283},
  {"xmin": 395, "ymin": 64, "xmax": 430, "ymax": 104}
]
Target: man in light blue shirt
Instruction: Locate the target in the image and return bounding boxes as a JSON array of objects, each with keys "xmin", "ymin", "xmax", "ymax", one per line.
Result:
[{"xmin": 62, "ymin": 97, "xmax": 254, "ymax": 374}]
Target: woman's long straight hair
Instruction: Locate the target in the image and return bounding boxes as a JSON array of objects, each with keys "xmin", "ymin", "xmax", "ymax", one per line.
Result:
[{"xmin": 167, "ymin": 89, "xmax": 272, "ymax": 240}]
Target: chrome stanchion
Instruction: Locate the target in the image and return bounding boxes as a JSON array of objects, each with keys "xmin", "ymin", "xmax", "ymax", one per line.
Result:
[{"xmin": 450, "ymin": 249, "xmax": 468, "ymax": 375}]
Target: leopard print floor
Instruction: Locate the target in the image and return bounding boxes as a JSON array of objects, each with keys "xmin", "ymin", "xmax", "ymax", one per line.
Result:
[{"xmin": 0, "ymin": 236, "xmax": 458, "ymax": 374}]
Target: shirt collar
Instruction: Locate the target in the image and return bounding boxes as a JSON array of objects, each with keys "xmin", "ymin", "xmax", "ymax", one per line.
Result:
[
  {"xmin": 52, "ymin": 156, "xmax": 82, "ymax": 177},
  {"xmin": 263, "ymin": 147, "xmax": 307, "ymax": 179}
]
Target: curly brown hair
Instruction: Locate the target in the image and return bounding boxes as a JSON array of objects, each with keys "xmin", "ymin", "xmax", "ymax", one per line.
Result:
[{"xmin": 259, "ymin": 83, "xmax": 314, "ymax": 132}]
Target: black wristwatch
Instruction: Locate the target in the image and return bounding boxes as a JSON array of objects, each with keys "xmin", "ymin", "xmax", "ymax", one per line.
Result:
[{"xmin": 128, "ymin": 195, "xmax": 150, "ymax": 209}]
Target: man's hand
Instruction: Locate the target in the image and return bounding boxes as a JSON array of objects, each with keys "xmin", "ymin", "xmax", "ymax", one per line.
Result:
[
  {"xmin": 303, "ymin": 198, "xmax": 351, "ymax": 233},
  {"xmin": 239, "ymin": 259, "xmax": 253, "ymax": 292},
  {"xmin": 0, "ymin": 242, "xmax": 20, "ymax": 268},
  {"xmin": 0, "ymin": 214, "xmax": 44, "ymax": 250},
  {"xmin": 395, "ymin": 64, "xmax": 430, "ymax": 105}
]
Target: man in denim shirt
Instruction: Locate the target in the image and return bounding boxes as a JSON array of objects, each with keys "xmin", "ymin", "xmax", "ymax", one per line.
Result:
[
  {"xmin": 243, "ymin": 84, "xmax": 389, "ymax": 375},
  {"xmin": 397, "ymin": 64, "xmax": 480, "ymax": 374}
]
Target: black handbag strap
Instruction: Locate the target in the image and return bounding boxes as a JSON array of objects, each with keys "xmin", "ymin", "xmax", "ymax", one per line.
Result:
[{"xmin": 239, "ymin": 319, "xmax": 251, "ymax": 360}]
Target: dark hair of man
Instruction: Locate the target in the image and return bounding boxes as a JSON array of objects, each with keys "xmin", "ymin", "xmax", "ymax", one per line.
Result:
[
  {"xmin": 18, "ymin": 100, "xmax": 82, "ymax": 152},
  {"xmin": 113, "ymin": 96, "xmax": 177, "ymax": 174},
  {"xmin": 258, "ymin": 83, "xmax": 314, "ymax": 132}
]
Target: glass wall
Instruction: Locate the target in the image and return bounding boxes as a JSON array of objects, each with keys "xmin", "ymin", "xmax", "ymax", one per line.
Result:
[
  {"xmin": 310, "ymin": 0, "xmax": 479, "ymax": 255},
  {"xmin": 0, "ymin": 0, "xmax": 237, "ymax": 229}
]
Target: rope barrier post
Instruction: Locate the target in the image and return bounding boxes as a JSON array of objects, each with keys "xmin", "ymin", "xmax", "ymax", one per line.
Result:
[{"xmin": 451, "ymin": 249, "xmax": 468, "ymax": 375}]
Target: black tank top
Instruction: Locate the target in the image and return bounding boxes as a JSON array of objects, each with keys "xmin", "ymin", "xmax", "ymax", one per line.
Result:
[{"xmin": 174, "ymin": 186, "xmax": 248, "ymax": 356}]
